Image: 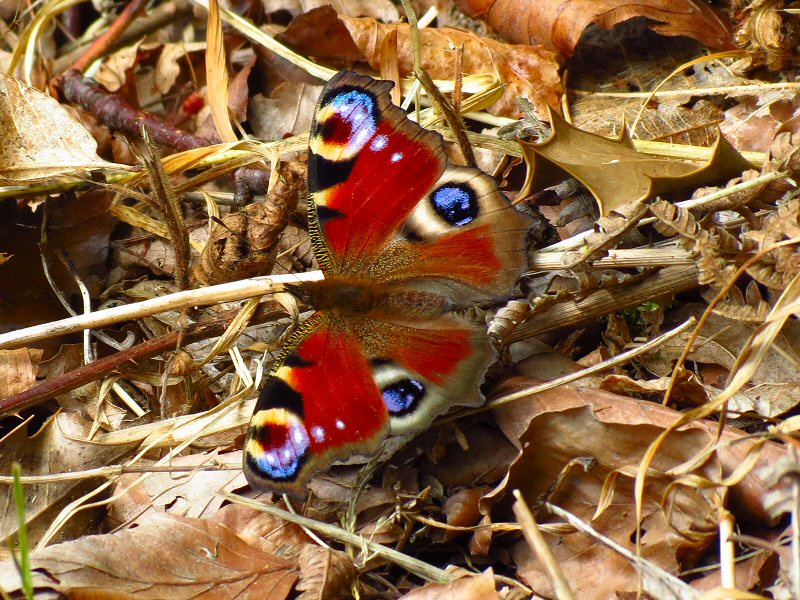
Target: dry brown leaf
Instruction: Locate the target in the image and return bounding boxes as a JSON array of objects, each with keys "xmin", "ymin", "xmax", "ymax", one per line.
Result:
[
  {"xmin": 454, "ymin": 0, "xmax": 734, "ymax": 58},
  {"xmin": 400, "ymin": 569, "xmax": 498, "ymax": 600},
  {"xmin": 443, "ymin": 486, "xmax": 491, "ymax": 540},
  {"xmin": 279, "ymin": 6, "xmax": 561, "ymax": 118},
  {"xmin": 94, "ymin": 40, "xmax": 145, "ymax": 93},
  {"xmin": 248, "ymin": 83, "xmax": 323, "ymax": 140},
  {"xmin": 196, "ymin": 160, "xmax": 303, "ymax": 285},
  {"xmin": 262, "ymin": 0, "xmax": 399, "ymax": 21},
  {"xmin": 641, "ymin": 306, "xmax": 800, "ymax": 416},
  {"xmin": 0, "ymin": 513, "xmax": 298, "ymax": 598},
  {"xmin": 520, "ymin": 109, "xmax": 752, "ymax": 215},
  {"xmin": 295, "ymin": 544, "xmax": 357, "ymax": 600},
  {"xmin": 107, "ymin": 452, "xmax": 247, "ymax": 527},
  {"xmin": 0, "ymin": 73, "xmax": 121, "ymax": 184},
  {"xmin": 491, "ymin": 379, "xmax": 782, "ymax": 522},
  {"xmin": 0, "ymin": 412, "xmax": 137, "ymax": 548},
  {"xmin": 484, "ymin": 381, "xmax": 782, "ymax": 598},
  {"xmin": 0, "ymin": 348, "xmax": 41, "ymax": 398},
  {"xmin": 211, "ymin": 502, "xmax": 311, "ymax": 561},
  {"xmin": 601, "ymin": 371, "xmax": 710, "ymax": 406}
]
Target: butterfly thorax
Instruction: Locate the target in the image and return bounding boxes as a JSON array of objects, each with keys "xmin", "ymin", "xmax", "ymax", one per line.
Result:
[
  {"xmin": 304, "ymin": 275, "xmax": 378, "ymax": 315},
  {"xmin": 304, "ymin": 275, "xmax": 454, "ymax": 321}
]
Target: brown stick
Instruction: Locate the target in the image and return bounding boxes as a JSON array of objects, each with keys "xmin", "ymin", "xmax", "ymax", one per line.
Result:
[
  {"xmin": 53, "ymin": 0, "xmax": 194, "ymax": 75},
  {"xmin": 70, "ymin": 0, "xmax": 150, "ymax": 74}
]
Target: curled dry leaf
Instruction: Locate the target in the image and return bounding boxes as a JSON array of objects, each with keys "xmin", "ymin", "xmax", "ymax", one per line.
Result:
[
  {"xmin": 483, "ymin": 380, "xmax": 784, "ymax": 598},
  {"xmin": 0, "ymin": 513, "xmax": 298, "ymax": 599},
  {"xmin": 733, "ymin": 0, "xmax": 800, "ymax": 70},
  {"xmin": 519, "ymin": 110, "xmax": 753, "ymax": 216},
  {"xmin": 454, "ymin": 0, "xmax": 734, "ymax": 58},
  {"xmin": 0, "ymin": 73, "xmax": 123, "ymax": 184},
  {"xmin": 443, "ymin": 486, "xmax": 492, "ymax": 540},
  {"xmin": 280, "ymin": 6, "xmax": 560, "ymax": 118},
  {"xmin": 196, "ymin": 161, "xmax": 304, "ymax": 285}
]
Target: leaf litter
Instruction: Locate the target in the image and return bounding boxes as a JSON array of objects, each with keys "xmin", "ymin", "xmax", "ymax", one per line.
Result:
[{"xmin": 2, "ymin": 0, "xmax": 800, "ymax": 598}]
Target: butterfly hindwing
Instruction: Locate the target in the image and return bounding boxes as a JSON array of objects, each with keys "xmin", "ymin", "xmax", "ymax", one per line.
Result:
[
  {"xmin": 244, "ymin": 312, "xmax": 390, "ymax": 495},
  {"xmin": 243, "ymin": 312, "xmax": 494, "ymax": 495},
  {"xmin": 357, "ymin": 314, "xmax": 495, "ymax": 434}
]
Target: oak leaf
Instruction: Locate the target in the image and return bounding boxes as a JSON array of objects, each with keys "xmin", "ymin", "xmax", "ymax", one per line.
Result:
[
  {"xmin": 519, "ymin": 109, "xmax": 752, "ymax": 216},
  {"xmin": 279, "ymin": 6, "xmax": 560, "ymax": 118}
]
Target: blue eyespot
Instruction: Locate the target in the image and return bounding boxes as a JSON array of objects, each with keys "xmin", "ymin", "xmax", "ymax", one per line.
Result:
[
  {"xmin": 383, "ymin": 378, "xmax": 426, "ymax": 416},
  {"xmin": 431, "ymin": 184, "xmax": 479, "ymax": 226}
]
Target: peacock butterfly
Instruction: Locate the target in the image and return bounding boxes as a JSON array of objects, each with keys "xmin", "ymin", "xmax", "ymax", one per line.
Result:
[{"xmin": 243, "ymin": 71, "xmax": 531, "ymax": 496}]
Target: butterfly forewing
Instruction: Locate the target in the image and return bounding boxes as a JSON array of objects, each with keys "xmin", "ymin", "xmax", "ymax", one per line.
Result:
[{"xmin": 308, "ymin": 72, "xmax": 446, "ymax": 273}]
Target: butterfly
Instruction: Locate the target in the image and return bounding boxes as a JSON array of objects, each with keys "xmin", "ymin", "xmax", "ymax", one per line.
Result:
[{"xmin": 243, "ymin": 71, "xmax": 531, "ymax": 496}]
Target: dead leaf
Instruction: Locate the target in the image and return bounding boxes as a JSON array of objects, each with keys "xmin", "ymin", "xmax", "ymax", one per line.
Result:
[
  {"xmin": 0, "ymin": 73, "xmax": 123, "ymax": 184},
  {"xmin": 0, "ymin": 348, "xmax": 41, "ymax": 398},
  {"xmin": 295, "ymin": 544, "xmax": 357, "ymax": 600},
  {"xmin": 494, "ymin": 401, "xmax": 718, "ymax": 598},
  {"xmin": 0, "ymin": 513, "xmax": 298, "ymax": 599},
  {"xmin": 642, "ymin": 306, "xmax": 800, "ymax": 416},
  {"xmin": 0, "ymin": 412, "xmax": 137, "ymax": 548},
  {"xmin": 107, "ymin": 452, "xmax": 247, "ymax": 527},
  {"xmin": 519, "ymin": 109, "xmax": 753, "ymax": 215},
  {"xmin": 211, "ymin": 502, "xmax": 311, "ymax": 561},
  {"xmin": 262, "ymin": 0, "xmax": 399, "ymax": 21},
  {"xmin": 248, "ymin": 83, "xmax": 323, "ymax": 140},
  {"xmin": 443, "ymin": 486, "xmax": 491, "ymax": 540},
  {"xmin": 454, "ymin": 0, "xmax": 734, "ymax": 58},
  {"xmin": 489, "ymin": 380, "xmax": 782, "ymax": 524},
  {"xmin": 279, "ymin": 6, "xmax": 561, "ymax": 118},
  {"xmin": 400, "ymin": 569, "xmax": 498, "ymax": 600}
]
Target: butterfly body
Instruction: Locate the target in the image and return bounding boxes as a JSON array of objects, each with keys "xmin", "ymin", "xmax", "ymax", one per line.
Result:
[{"xmin": 244, "ymin": 72, "xmax": 531, "ymax": 496}]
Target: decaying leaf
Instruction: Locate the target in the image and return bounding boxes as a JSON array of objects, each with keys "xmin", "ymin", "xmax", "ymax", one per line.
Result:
[
  {"xmin": 0, "ymin": 348, "xmax": 41, "ymax": 398},
  {"xmin": 0, "ymin": 412, "xmax": 137, "ymax": 548},
  {"xmin": 454, "ymin": 0, "xmax": 734, "ymax": 58},
  {"xmin": 279, "ymin": 6, "xmax": 561, "ymax": 118},
  {"xmin": 519, "ymin": 109, "xmax": 753, "ymax": 215},
  {"xmin": 0, "ymin": 72, "xmax": 124, "ymax": 184},
  {"xmin": 400, "ymin": 569, "xmax": 498, "ymax": 600},
  {"xmin": 0, "ymin": 513, "xmax": 298, "ymax": 599},
  {"xmin": 107, "ymin": 452, "xmax": 247, "ymax": 527},
  {"xmin": 484, "ymin": 381, "xmax": 784, "ymax": 598},
  {"xmin": 196, "ymin": 161, "xmax": 304, "ymax": 285},
  {"xmin": 295, "ymin": 544, "xmax": 357, "ymax": 600}
]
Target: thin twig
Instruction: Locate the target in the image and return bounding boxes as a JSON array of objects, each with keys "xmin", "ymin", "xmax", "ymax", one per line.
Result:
[
  {"xmin": 441, "ymin": 316, "xmax": 696, "ymax": 423},
  {"xmin": 218, "ymin": 491, "xmax": 454, "ymax": 583},
  {"xmin": 513, "ymin": 491, "xmax": 575, "ymax": 600}
]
